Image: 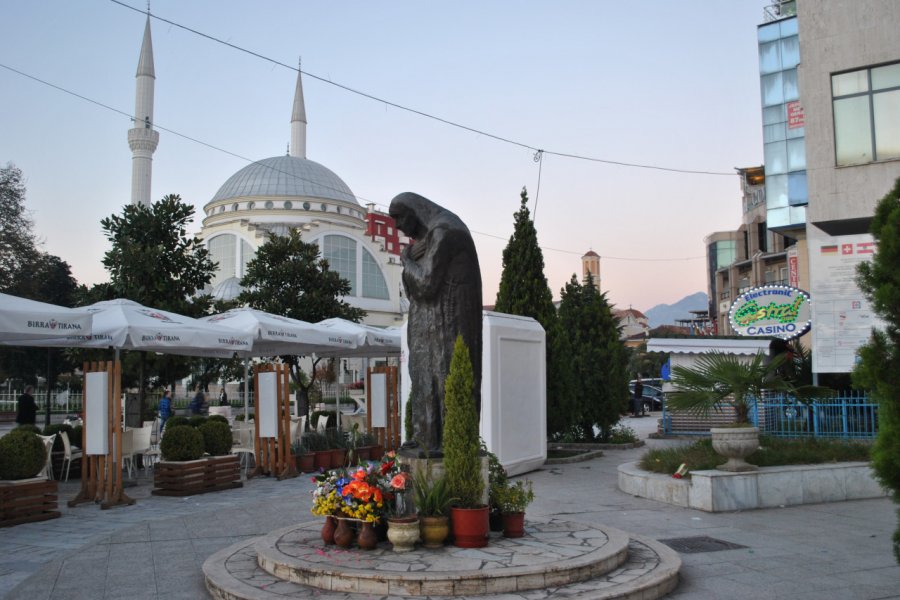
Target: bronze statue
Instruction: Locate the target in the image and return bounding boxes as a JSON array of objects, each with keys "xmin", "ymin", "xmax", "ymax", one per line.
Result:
[{"xmin": 389, "ymin": 192, "xmax": 482, "ymax": 454}]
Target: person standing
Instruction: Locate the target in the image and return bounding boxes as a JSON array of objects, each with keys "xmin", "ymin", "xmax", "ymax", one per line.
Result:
[
  {"xmin": 218, "ymin": 387, "xmax": 228, "ymax": 406},
  {"xmin": 16, "ymin": 385, "xmax": 37, "ymax": 426},
  {"xmin": 158, "ymin": 389, "xmax": 174, "ymax": 431},
  {"xmin": 190, "ymin": 388, "xmax": 207, "ymax": 416}
]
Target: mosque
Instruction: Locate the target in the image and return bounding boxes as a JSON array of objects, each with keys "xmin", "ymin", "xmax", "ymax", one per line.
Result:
[{"xmin": 128, "ymin": 15, "xmax": 407, "ymax": 331}]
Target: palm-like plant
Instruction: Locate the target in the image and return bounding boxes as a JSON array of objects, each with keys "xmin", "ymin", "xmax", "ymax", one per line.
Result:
[{"xmin": 667, "ymin": 352, "xmax": 824, "ymax": 425}]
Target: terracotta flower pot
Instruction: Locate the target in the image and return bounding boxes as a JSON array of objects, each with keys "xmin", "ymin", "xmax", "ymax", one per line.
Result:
[
  {"xmin": 334, "ymin": 518, "xmax": 355, "ymax": 548},
  {"xmin": 450, "ymin": 506, "xmax": 489, "ymax": 548},
  {"xmin": 419, "ymin": 515, "xmax": 450, "ymax": 549},
  {"xmin": 321, "ymin": 515, "xmax": 337, "ymax": 545},
  {"xmin": 330, "ymin": 448, "xmax": 347, "ymax": 469},
  {"xmin": 313, "ymin": 450, "xmax": 331, "ymax": 471},
  {"xmin": 296, "ymin": 452, "xmax": 316, "ymax": 473},
  {"xmin": 369, "ymin": 444, "xmax": 384, "ymax": 461},
  {"xmin": 502, "ymin": 511, "xmax": 526, "ymax": 538},
  {"xmin": 358, "ymin": 521, "xmax": 378, "ymax": 550},
  {"xmin": 387, "ymin": 517, "xmax": 420, "ymax": 552}
]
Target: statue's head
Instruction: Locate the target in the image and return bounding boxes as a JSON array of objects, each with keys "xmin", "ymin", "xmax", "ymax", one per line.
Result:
[{"xmin": 389, "ymin": 192, "xmax": 433, "ymax": 239}]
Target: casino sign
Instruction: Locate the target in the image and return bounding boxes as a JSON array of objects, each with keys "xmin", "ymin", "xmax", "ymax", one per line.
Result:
[{"xmin": 728, "ymin": 285, "xmax": 811, "ymax": 340}]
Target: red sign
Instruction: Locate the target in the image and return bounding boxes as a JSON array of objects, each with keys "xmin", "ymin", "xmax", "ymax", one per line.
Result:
[
  {"xmin": 788, "ymin": 101, "xmax": 804, "ymax": 129},
  {"xmin": 789, "ymin": 253, "xmax": 799, "ymax": 287}
]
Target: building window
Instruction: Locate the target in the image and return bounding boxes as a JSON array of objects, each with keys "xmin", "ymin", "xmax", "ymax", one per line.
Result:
[
  {"xmin": 284, "ymin": 201, "xmax": 293, "ymax": 209},
  {"xmin": 832, "ymin": 62, "xmax": 900, "ymax": 165},
  {"xmin": 303, "ymin": 202, "xmax": 310, "ymax": 210},
  {"xmin": 362, "ymin": 248, "xmax": 390, "ymax": 299},
  {"xmin": 323, "ymin": 235, "xmax": 357, "ymax": 295},
  {"xmin": 240, "ymin": 239, "xmax": 254, "ymax": 278},
  {"xmin": 247, "ymin": 201, "xmax": 255, "ymax": 210},
  {"xmin": 320, "ymin": 203, "xmax": 327, "ymax": 212},
  {"xmin": 232, "ymin": 203, "xmax": 240, "ymax": 211},
  {"xmin": 218, "ymin": 205, "xmax": 225, "ymax": 213},
  {"xmin": 264, "ymin": 201, "xmax": 274, "ymax": 209}
]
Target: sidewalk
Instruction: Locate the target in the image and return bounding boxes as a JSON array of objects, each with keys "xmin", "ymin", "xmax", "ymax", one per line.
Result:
[{"xmin": 2, "ymin": 415, "xmax": 897, "ymax": 599}]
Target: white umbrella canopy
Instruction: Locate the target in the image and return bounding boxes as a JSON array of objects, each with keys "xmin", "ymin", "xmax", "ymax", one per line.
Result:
[
  {"xmin": 315, "ymin": 318, "xmax": 401, "ymax": 357},
  {"xmin": 0, "ymin": 292, "xmax": 93, "ymax": 343},
  {"xmin": 2, "ymin": 299, "xmax": 253, "ymax": 358},
  {"xmin": 201, "ymin": 307, "xmax": 358, "ymax": 357}
]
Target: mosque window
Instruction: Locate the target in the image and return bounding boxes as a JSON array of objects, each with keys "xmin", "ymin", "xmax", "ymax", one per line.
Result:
[
  {"xmin": 303, "ymin": 202, "xmax": 311, "ymax": 210},
  {"xmin": 208, "ymin": 234, "xmax": 237, "ymax": 287},
  {"xmin": 232, "ymin": 203, "xmax": 240, "ymax": 211},
  {"xmin": 362, "ymin": 248, "xmax": 390, "ymax": 299},
  {"xmin": 265, "ymin": 201, "xmax": 274, "ymax": 209},
  {"xmin": 323, "ymin": 235, "xmax": 357, "ymax": 295},
  {"xmin": 321, "ymin": 203, "xmax": 327, "ymax": 211},
  {"xmin": 337, "ymin": 206, "xmax": 342, "ymax": 214},
  {"xmin": 248, "ymin": 201, "xmax": 256, "ymax": 210},
  {"xmin": 218, "ymin": 205, "xmax": 225, "ymax": 213},
  {"xmin": 284, "ymin": 201, "xmax": 293, "ymax": 209}
]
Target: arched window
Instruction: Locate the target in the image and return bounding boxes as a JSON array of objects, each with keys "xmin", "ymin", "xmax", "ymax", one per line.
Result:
[
  {"xmin": 362, "ymin": 248, "xmax": 390, "ymax": 299},
  {"xmin": 264, "ymin": 201, "xmax": 274, "ymax": 209},
  {"xmin": 284, "ymin": 201, "xmax": 293, "ymax": 209},
  {"xmin": 323, "ymin": 235, "xmax": 357, "ymax": 295},
  {"xmin": 240, "ymin": 239, "xmax": 254, "ymax": 277},
  {"xmin": 208, "ymin": 234, "xmax": 237, "ymax": 287},
  {"xmin": 232, "ymin": 203, "xmax": 240, "ymax": 211}
]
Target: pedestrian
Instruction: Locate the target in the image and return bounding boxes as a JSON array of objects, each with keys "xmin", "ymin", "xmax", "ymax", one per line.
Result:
[
  {"xmin": 16, "ymin": 385, "xmax": 37, "ymax": 426},
  {"xmin": 158, "ymin": 389, "xmax": 174, "ymax": 431},
  {"xmin": 190, "ymin": 388, "xmax": 207, "ymax": 415},
  {"xmin": 218, "ymin": 387, "xmax": 228, "ymax": 406},
  {"xmin": 632, "ymin": 376, "xmax": 644, "ymax": 418}
]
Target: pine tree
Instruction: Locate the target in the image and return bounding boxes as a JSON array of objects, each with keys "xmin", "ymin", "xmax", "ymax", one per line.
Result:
[
  {"xmin": 854, "ymin": 176, "xmax": 900, "ymax": 562},
  {"xmin": 494, "ymin": 188, "xmax": 575, "ymax": 437},
  {"xmin": 558, "ymin": 273, "xmax": 629, "ymax": 441}
]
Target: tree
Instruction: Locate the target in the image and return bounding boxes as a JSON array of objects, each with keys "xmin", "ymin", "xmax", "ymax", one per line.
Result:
[
  {"xmin": 854, "ymin": 176, "xmax": 900, "ymax": 562},
  {"xmin": 557, "ymin": 273, "xmax": 628, "ymax": 441},
  {"xmin": 99, "ymin": 194, "xmax": 217, "ymax": 416},
  {"xmin": 0, "ymin": 164, "xmax": 39, "ymax": 294},
  {"xmin": 493, "ymin": 188, "xmax": 575, "ymax": 437},
  {"xmin": 237, "ymin": 228, "xmax": 365, "ymax": 414}
]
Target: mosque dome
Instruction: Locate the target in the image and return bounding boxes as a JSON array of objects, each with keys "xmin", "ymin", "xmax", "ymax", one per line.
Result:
[{"xmin": 210, "ymin": 155, "xmax": 358, "ymax": 206}]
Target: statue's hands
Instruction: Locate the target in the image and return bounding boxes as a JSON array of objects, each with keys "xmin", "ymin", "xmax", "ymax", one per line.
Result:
[{"xmin": 410, "ymin": 242, "xmax": 426, "ymax": 260}]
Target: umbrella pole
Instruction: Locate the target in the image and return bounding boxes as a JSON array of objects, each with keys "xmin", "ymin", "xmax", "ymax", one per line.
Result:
[{"xmin": 244, "ymin": 358, "xmax": 249, "ymax": 420}]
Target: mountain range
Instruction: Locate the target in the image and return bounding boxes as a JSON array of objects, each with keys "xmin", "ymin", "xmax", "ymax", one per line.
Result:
[{"xmin": 643, "ymin": 292, "xmax": 708, "ymax": 328}]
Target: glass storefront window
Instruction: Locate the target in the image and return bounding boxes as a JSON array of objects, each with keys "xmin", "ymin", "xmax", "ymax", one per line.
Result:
[
  {"xmin": 788, "ymin": 171, "xmax": 808, "ymax": 206},
  {"xmin": 762, "ymin": 72, "xmax": 784, "ymax": 107},
  {"xmin": 323, "ymin": 235, "xmax": 357, "ymax": 295}
]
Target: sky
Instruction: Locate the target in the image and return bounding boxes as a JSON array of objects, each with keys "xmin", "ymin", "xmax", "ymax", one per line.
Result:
[{"xmin": 1, "ymin": 1, "xmax": 770, "ymax": 312}]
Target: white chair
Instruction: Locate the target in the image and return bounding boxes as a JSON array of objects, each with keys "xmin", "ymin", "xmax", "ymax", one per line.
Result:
[
  {"xmin": 37, "ymin": 434, "xmax": 56, "ymax": 480},
  {"xmin": 316, "ymin": 414, "xmax": 329, "ymax": 433},
  {"xmin": 209, "ymin": 405, "xmax": 233, "ymax": 426},
  {"xmin": 132, "ymin": 425, "xmax": 153, "ymax": 472},
  {"xmin": 232, "ymin": 427, "xmax": 256, "ymax": 478},
  {"xmin": 59, "ymin": 431, "xmax": 83, "ymax": 482}
]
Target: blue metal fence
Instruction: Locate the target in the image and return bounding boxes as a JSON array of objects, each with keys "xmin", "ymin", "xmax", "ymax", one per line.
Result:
[
  {"xmin": 661, "ymin": 391, "xmax": 879, "ymax": 440},
  {"xmin": 755, "ymin": 391, "xmax": 878, "ymax": 439}
]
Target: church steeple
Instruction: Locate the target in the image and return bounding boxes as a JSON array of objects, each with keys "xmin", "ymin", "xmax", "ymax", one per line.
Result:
[
  {"xmin": 290, "ymin": 61, "xmax": 307, "ymax": 159},
  {"xmin": 128, "ymin": 14, "xmax": 160, "ymax": 206}
]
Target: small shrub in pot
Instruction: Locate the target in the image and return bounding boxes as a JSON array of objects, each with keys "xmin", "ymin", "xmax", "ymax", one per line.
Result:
[
  {"xmin": 0, "ymin": 430, "xmax": 47, "ymax": 480},
  {"xmin": 160, "ymin": 425, "xmax": 205, "ymax": 461},
  {"xmin": 199, "ymin": 421, "xmax": 232, "ymax": 456}
]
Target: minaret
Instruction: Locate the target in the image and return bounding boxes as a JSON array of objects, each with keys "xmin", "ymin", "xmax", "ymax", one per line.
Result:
[
  {"xmin": 290, "ymin": 61, "xmax": 307, "ymax": 159},
  {"xmin": 128, "ymin": 15, "xmax": 159, "ymax": 206},
  {"xmin": 582, "ymin": 250, "xmax": 601, "ymax": 292}
]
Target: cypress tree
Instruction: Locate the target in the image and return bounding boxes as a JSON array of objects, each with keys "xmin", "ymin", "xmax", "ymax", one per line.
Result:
[
  {"xmin": 854, "ymin": 176, "xmax": 900, "ymax": 562},
  {"xmin": 558, "ymin": 273, "xmax": 629, "ymax": 441},
  {"xmin": 494, "ymin": 188, "xmax": 575, "ymax": 437},
  {"xmin": 442, "ymin": 335, "xmax": 482, "ymax": 508}
]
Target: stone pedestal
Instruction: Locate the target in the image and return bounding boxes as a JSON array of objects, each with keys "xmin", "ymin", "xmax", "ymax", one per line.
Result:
[{"xmin": 398, "ymin": 453, "xmax": 489, "ymax": 507}]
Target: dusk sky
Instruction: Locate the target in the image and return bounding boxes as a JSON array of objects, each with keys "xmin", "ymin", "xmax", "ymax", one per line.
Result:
[{"xmin": 1, "ymin": 1, "xmax": 770, "ymax": 312}]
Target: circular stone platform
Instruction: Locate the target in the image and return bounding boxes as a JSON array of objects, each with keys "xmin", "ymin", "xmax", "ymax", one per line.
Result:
[
  {"xmin": 203, "ymin": 520, "xmax": 681, "ymax": 600},
  {"xmin": 255, "ymin": 519, "xmax": 629, "ymax": 596}
]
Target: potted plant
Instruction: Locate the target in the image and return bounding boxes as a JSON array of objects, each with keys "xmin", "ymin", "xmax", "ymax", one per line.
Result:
[
  {"xmin": 442, "ymin": 335, "xmax": 489, "ymax": 548},
  {"xmin": 386, "ymin": 467, "xmax": 419, "ymax": 552},
  {"xmin": 667, "ymin": 351, "xmax": 829, "ymax": 472},
  {"xmin": 292, "ymin": 435, "xmax": 316, "ymax": 473},
  {"xmin": 413, "ymin": 466, "xmax": 456, "ymax": 548},
  {"xmin": 325, "ymin": 428, "xmax": 347, "ymax": 469},
  {"xmin": 484, "ymin": 441, "xmax": 508, "ymax": 531},
  {"xmin": 303, "ymin": 431, "xmax": 330, "ymax": 471},
  {"xmin": 0, "ymin": 429, "xmax": 60, "ymax": 527},
  {"xmin": 153, "ymin": 424, "xmax": 241, "ymax": 496},
  {"xmin": 491, "ymin": 480, "xmax": 534, "ymax": 538}
]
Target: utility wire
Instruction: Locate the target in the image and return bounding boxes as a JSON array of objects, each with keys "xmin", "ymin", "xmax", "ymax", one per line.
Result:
[
  {"xmin": 110, "ymin": 0, "xmax": 736, "ymax": 178},
  {"xmin": 0, "ymin": 61, "xmax": 708, "ymax": 264}
]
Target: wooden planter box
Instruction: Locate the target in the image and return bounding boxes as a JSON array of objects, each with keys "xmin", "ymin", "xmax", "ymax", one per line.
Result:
[
  {"xmin": 1, "ymin": 478, "xmax": 61, "ymax": 527},
  {"xmin": 152, "ymin": 455, "xmax": 242, "ymax": 497}
]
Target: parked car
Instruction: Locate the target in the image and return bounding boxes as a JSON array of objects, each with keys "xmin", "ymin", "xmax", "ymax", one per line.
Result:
[{"xmin": 628, "ymin": 380, "xmax": 666, "ymax": 412}]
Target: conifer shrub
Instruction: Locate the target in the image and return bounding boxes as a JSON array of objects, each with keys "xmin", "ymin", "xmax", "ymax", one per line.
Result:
[
  {"xmin": 14, "ymin": 424, "xmax": 42, "ymax": 435},
  {"xmin": 207, "ymin": 414, "xmax": 229, "ymax": 425},
  {"xmin": 188, "ymin": 415, "xmax": 208, "ymax": 428},
  {"xmin": 442, "ymin": 335, "xmax": 483, "ymax": 508},
  {"xmin": 165, "ymin": 416, "xmax": 190, "ymax": 429},
  {"xmin": 0, "ymin": 429, "xmax": 47, "ymax": 480},
  {"xmin": 160, "ymin": 425, "xmax": 204, "ymax": 461}
]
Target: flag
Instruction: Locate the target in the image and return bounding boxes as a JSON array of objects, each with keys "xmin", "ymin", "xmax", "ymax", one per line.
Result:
[
  {"xmin": 857, "ymin": 242, "xmax": 875, "ymax": 254},
  {"xmin": 820, "ymin": 245, "xmax": 838, "ymax": 254}
]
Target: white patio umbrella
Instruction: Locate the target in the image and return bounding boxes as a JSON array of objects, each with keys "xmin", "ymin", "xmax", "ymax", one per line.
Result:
[
  {"xmin": 314, "ymin": 318, "xmax": 401, "ymax": 357},
  {"xmin": 0, "ymin": 292, "xmax": 93, "ymax": 343},
  {"xmin": 201, "ymin": 307, "xmax": 360, "ymax": 418}
]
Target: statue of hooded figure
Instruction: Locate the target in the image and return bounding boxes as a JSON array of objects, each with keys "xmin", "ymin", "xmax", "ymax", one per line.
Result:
[{"xmin": 389, "ymin": 192, "xmax": 482, "ymax": 455}]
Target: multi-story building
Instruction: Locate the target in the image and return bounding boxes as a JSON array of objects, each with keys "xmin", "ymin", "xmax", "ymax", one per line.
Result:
[
  {"xmin": 706, "ymin": 166, "xmax": 793, "ymax": 335},
  {"xmin": 706, "ymin": 1, "xmax": 899, "ymax": 371}
]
